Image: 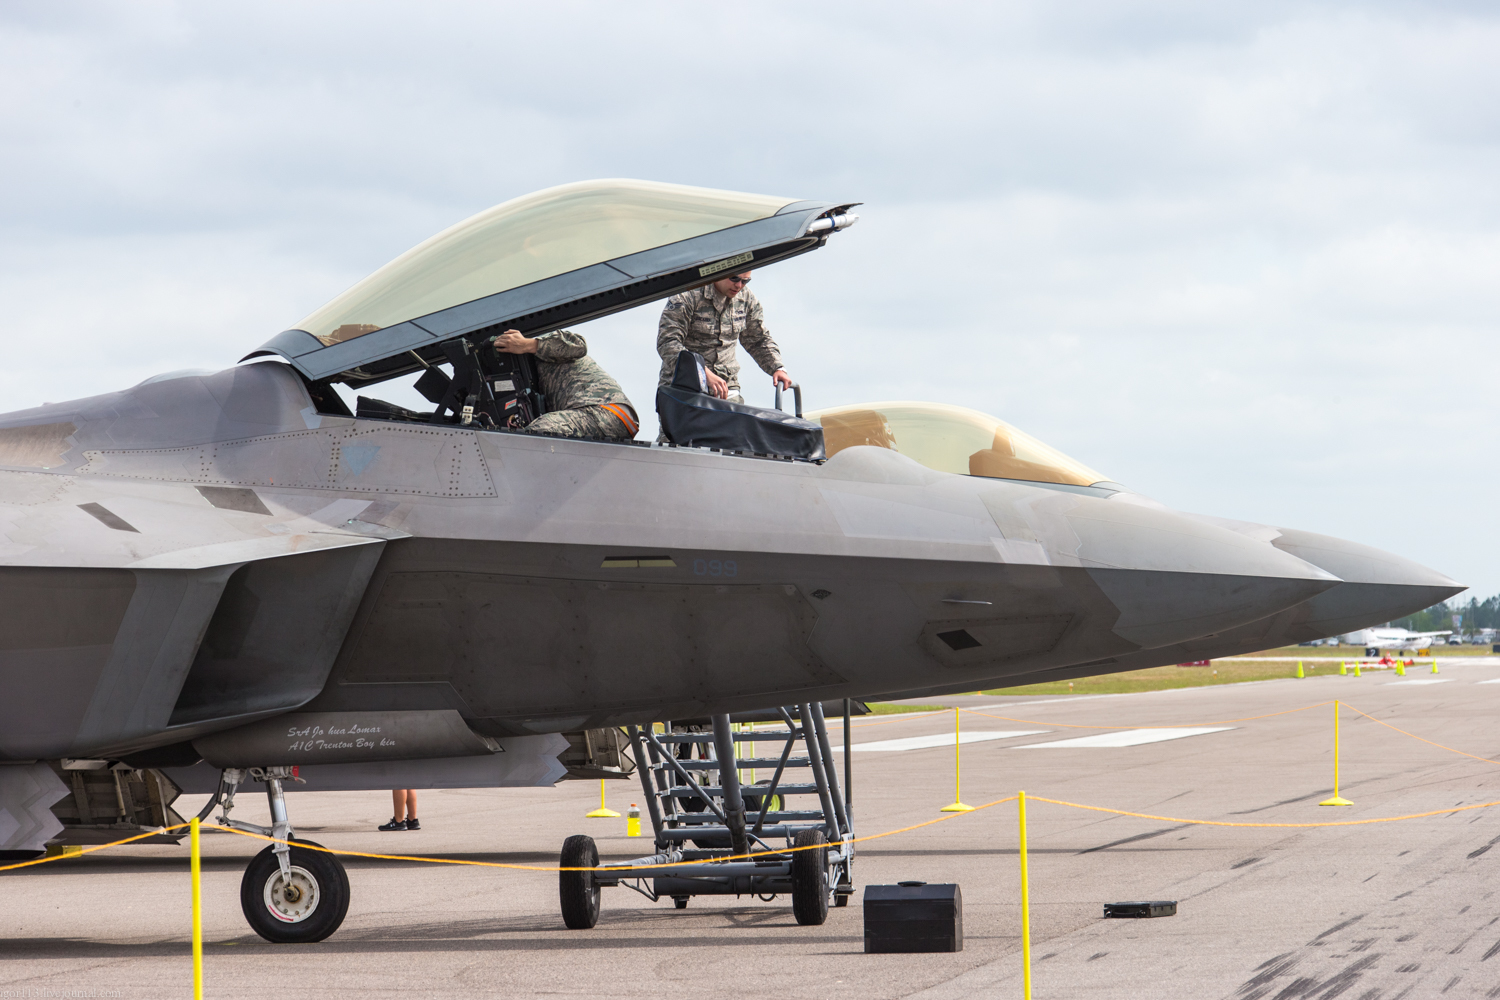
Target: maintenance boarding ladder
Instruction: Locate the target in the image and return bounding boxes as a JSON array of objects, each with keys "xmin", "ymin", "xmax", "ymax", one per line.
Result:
[{"xmin": 555, "ymin": 702, "xmax": 854, "ymax": 928}]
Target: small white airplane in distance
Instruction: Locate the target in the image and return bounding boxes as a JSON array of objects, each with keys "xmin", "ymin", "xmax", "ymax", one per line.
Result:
[{"xmin": 1343, "ymin": 627, "xmax": 1452, "ymax": 651}]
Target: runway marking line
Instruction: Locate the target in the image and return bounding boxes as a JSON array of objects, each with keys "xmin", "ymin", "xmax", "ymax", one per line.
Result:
[
  {"xmin": 958, "ymin": 700, "xmax": 1335, "ymax": 731},
  {"xmin": 1012, "ymin": 726, "xmax": 1233, "ymax": 749},
  {"xmin": 831, "ymin": 730, "xmax": 1048, "ymax": 752}
]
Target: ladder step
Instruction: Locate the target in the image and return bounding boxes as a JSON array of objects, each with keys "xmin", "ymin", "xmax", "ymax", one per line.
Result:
[
  {"xmin": 671, "ymin": 811, "xmax": 828, "ymax": 823},
  {"xmin": 663, "ymin": 758, "xmax": 810, "ymax": 770},
  {"xmin": 660, "ymin": 784, "xmax": 820, "ymax": 797},
  {"xmin": 654, "ymin": 731, "xmax": 800, "ymax": 744}
]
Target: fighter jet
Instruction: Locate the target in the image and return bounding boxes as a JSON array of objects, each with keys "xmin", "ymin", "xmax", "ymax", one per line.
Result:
[{"xmin": 0, "ymin": 179, "xmax": 1460, "ymax": 941}]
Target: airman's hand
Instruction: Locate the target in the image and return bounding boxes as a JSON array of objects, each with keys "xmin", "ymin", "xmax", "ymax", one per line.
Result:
[
  {"xmin": 492, "ymin": 330, "xmax": 538, "ymax": 354},
  {"xmin": 705, "ymin": 369, "xmax": 730, "ymax": 400},
  {"xmin": 771, "ymin": 369, "xmax": 793, "ymax": 391}
]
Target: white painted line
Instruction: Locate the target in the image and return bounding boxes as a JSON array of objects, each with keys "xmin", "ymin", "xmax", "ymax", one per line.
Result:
[
  {"xmin": 1384, "ymin": 679, "xmax": 1454, "ymax": 686},
  {"xmin": 833, "ymin": 731, "xmax": 1049, "ymax": 753},
  {"xmin": 1479, "ymin": 679, "xmax": 1500, "ymax": 685},
  {"xmin": 1014, "ymin": 727, "xmax": 1234, "ymax": 749}
]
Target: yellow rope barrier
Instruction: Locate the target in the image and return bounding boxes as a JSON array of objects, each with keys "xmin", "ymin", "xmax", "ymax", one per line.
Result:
[
  {"xmin": 1342, "ymin": 701, "xmax": 1500, "ymax": 767},
  {"xmin": 9, "ymin": 789, "xmax": 1500, "ymax": 876},
  {"xmin": 0, "ymin": 821, "xmax": 194, "ymax": 871},
  {"xmin": 9, "ymin": 693, "xmax": 1500, "ymax": 875},
  {"xmin": 198, "ymin": 796, "xmax": 1025, "ymax": 871}
]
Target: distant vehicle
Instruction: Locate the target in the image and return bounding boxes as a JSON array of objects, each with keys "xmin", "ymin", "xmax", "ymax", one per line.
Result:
[
  {"xmin": 1343, "ymin": 627, "xmax": 1452, "ymax": 652},
  {"xmin": 1448, "ymin": 636, "xmax": 1463, "ymax": 645}
]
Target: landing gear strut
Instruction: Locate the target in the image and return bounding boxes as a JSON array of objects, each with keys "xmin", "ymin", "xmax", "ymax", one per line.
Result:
[{"xmin": 218, "ymin": 767, "xmax": 350, "ymax": 943}]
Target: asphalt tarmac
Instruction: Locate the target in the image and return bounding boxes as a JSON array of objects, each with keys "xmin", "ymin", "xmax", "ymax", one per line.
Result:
[{"xmin": 6, "ymin": 660, "xmax": 1500, "ymax": 999}]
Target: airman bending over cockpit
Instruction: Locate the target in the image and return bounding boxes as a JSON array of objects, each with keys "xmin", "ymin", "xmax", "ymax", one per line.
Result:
[
  {"xmin": 491, "ymin": 329, "xmax": 639, "ymax": 439},
  {"xmin": 656, "ymin": 271, "xmax": 793, "ymax": 403}
]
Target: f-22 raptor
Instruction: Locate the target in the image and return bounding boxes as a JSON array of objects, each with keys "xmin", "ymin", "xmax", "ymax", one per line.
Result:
[{"xmin": 0, "ymin": 180, "xmax": 1459, "ymax": 940}]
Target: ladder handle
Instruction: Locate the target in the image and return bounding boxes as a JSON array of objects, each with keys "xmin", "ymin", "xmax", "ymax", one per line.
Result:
[
  {"xmin": 710, "ymin": 715, "xmax": 750, "ymax": 859},
  {"xmin": 773, "ymin": 382, "xmax": 804, "ymax": 418},
  {"xmin": 798, "ymin": 703, "xmax": 840, "ymax": 843},
  {"xmin": 810, "ymin": 701, "xmax": 851, "ymax": 837},
  {"xmin": 626, "ymin": 725, "xmax": 669, "ymax": 848}
]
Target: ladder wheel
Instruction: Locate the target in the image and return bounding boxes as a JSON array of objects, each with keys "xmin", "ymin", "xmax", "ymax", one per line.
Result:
[
  {"xmin": 673, "ymin": 896, "xmax": 689, "ymax": 909},
  {"xmin": 559, "ymin": 835, "xmax": 600, "ymax": 929},
  {"xmin": 791, "ymin": 829, "xmax": 829, "ymax": 926}
]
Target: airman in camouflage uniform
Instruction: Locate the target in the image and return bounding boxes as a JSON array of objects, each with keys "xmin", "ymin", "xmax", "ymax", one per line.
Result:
[
  {"xmin": 656, "ymin": 272, "xmax": 793, "ymax": 404},
  {"xmin": 490, "ymin": 329, "xmax": 639, "ymax": 439}
]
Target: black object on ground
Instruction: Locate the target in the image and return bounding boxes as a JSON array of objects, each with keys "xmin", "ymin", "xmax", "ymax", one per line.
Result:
[
  {"xmin": 864, "ymin": 883, "xmax": 963, "ymax": 953},
  {"xmin": 1103, "ymin": 900, "xmax": 1177, "ymax": 918}
]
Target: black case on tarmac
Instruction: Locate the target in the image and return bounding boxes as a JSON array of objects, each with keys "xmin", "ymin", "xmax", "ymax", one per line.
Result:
[
  {"xmin": 656, "ymin": 351, "xmax": 825, "ymax": 460},
  {"xmin": 863, "ymin": 883, "xmax": 963, "ymax": 953}
]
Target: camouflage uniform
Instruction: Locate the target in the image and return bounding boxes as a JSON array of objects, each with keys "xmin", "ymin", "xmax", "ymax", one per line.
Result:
[
  {"xmin": 522, "ymin": 330, "xmax": 638, "ymax": 439},
  {"xmin": 657, "ymin": 285, "xmax": 783, "ymax": 404}
]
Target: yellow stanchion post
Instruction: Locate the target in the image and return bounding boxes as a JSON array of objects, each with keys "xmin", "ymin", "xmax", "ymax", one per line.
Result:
[
  {"xmin": 191, "ymin": 816, "xmax": 202, "ymax": 1000},
  {"xmin": 626, "ymin": 803, "xmax": 641, "ymax": 837},
  {"xmin": 586, "ymin": 779, "xmax": 620, "ymax": 818},
  {"xmin": 941, "ymin": 707, "xmax": 974, "ymax": 812},
  {"xmin": 1319, "ymin": 700, "xmax": 1352, "ymax": 806},
  {"xmin": 1339, "ymin": 660, "xmax": 1347, "ymax": 676},
  {"xmin": 1018, "ymin": 790, "xmax": 1032, "ymax": 1000},
  {"xmin": 1296, "ymin": 660, "xmax": 1304, "ymax": 679}
]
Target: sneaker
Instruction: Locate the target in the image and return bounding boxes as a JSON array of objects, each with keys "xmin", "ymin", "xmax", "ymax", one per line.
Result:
[
  {"xmin": 404, "ymin": 817, "xmax": 420, "ymax": 831},
  {"xmin": 378, "ymin": 817, "xmax": 407, "ymax": 831}
]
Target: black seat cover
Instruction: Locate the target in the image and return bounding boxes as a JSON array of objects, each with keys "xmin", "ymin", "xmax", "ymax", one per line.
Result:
[{"xmin": 656, "ymin": 351, "xmax": 825, "ymax": 461}]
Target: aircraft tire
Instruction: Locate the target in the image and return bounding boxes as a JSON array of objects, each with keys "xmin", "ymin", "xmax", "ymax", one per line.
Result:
[
  {"xmin": 790, "ymin": 828, "xmax": 829, "ymax": 926},
  {"xmin": 240, "ymin": 840, "xmax": 350, "ymax": 944},
  {"xmin": 559, "ymin": 834, "xmax": 601, "ymax": 929}
]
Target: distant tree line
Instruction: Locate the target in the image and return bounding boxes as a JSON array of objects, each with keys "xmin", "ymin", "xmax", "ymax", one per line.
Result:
[{"xmin": 1392, "ymin": 593, "xmax": 1500, "ymax": 633}]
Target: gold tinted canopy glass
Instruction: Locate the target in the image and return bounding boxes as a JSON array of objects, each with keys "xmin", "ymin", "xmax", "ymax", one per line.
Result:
[
  {"xmin": 808, "ymin": 401, "xmax": 1108, "ymax": 487},
  {"xmin": 294, "ymin": 179, "xmax": 796, "ymax": 346}
]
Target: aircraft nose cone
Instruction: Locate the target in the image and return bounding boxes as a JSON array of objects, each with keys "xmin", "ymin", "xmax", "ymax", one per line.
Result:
[
  {"xmin": 1066, "ymin": 497, "xmax": 1342, "ymax": 649},
  {"xmin": 1267, "ymin": 528, "xmax": 1464, "ymax": 638}
]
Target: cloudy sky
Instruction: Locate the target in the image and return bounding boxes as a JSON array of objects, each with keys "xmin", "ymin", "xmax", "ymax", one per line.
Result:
[{"xmin": 2, "ymin": 1, "xmax": 1496, "ymax": 601}]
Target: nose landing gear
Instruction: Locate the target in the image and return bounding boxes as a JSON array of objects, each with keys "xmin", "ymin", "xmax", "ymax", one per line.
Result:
[{"xmin": 217, "ymin": 767, "xmax": 350, "ymax": 943}]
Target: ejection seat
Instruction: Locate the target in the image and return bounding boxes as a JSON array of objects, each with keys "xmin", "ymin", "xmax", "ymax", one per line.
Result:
[{"xmin": 655, "ymin": 351, "xmax": 825, "ymax": 461}]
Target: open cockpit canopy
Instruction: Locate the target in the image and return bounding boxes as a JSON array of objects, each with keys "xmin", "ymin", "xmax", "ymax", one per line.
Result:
[
  {"xmin": 808, "ymin": 401, "xmax": 1113, "ymax": 489},
  {"xmin": 246, "ymin": 179, "xmax": 856, "ymax": 386}
]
